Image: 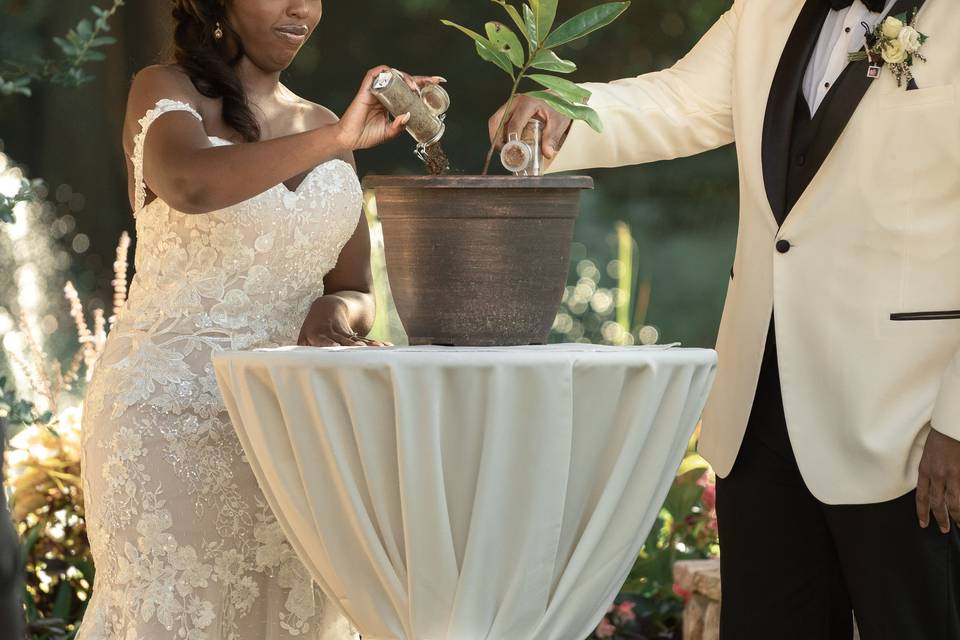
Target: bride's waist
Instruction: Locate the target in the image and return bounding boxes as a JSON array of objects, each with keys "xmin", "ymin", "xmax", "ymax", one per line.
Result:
[{"xmin": 114, "ymin": 286, "xmax": 311, "ymax": 341}]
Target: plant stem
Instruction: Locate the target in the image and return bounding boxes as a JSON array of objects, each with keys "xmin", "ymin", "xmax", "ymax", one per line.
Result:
[
  {"xmin": 482, "ymin": 48, "xmax": 539, "ymax": 175},
  {"xmin": 72, "ymin": 0, "xmax": 125, "ymax": 68}
]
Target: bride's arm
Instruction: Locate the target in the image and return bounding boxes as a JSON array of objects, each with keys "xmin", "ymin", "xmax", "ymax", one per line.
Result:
[
  {"xmin": 297, "ymin": 166, "xmax": 383, "ymax": 347},
  {"xmin": 125, "ymin": 65, "xmax": 419, "ymax": 215}
]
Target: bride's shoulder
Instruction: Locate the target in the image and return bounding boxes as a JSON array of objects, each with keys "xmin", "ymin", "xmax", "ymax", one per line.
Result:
[
  {"xmin": 303, "ymin": 101, "xmax": 356, "ymax": 168},
  {"xmin": 280, "ymin": 85, "xmax": 340, "ymax": 125},
  {"xmin": 129, "ymin": 64, "xmax": 199, "ymax": 105},
  {"xmin": 126, "ymin": 65, "xmax": 203, "ymax": 120},
  {"xmin": 305, "ymin": 101, "xmax": 340, "ymax": 125},
  {"xmin": 123, "ymin": 65, "xmax": 204, "ymax": 155}
]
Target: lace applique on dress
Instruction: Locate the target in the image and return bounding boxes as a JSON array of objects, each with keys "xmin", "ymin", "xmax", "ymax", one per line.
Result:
[{"xmin": 78, "ymin": 97, "xmax": 362, "ymax": 640}]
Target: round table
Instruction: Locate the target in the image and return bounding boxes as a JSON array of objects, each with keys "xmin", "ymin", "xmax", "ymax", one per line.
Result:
[{"xmin": 213, "ymin": 344, "xmax": 717, "ymax": 640}]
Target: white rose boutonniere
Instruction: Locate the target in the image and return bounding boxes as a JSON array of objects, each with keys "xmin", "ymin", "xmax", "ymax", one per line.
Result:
[
  {"xmin": 882, "ymin": 39, "xmax": 907, "ymax": 64},
  {"xmin": 898, "ymin": 26, "xmax": 923, "ymax": 54},
  {"xmin": 850, "ymin": 8, "xmax": 929, "ymax": 87},
  {"xmin": 881, "ymin": 16, "xmax": 904, "ymax": 39}
]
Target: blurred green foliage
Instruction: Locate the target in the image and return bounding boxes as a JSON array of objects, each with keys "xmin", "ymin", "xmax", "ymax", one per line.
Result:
[{"xmin": 0, "ymin": 0, "xmax": 124, "ymax": 98}]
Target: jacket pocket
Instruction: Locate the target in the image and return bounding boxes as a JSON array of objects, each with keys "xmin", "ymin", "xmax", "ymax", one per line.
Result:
[
  {"xmin": 879, "ymin": 83, "xmax": 956, "ymax": 111},
  {"xmin": 890, "ymin": 310, "xmax": 960, "ymax": 321}
]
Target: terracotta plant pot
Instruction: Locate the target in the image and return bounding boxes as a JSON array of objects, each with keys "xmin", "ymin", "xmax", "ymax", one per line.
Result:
[{"xmin": 362, "ymin": 175, "xmax": 594, "ymax": 346}]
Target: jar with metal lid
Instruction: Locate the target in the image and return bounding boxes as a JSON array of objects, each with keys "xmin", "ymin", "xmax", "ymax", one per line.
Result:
[
  {"xmin": 500, "ymin": 119, "xmax": 543, "ymax": 176},
  {"xmin": 370, "ymin": 68, "xmax": 445, "ymax": 147}
]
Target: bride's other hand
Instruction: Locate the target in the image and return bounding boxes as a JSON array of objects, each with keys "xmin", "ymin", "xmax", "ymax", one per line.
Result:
[
  {"xmin": 297, "ymin": 296, "xmax": 390, "ymax": 348},
  {"xmin": 336, "ymin": 65, "xmax": 446, "ymax": 151}
]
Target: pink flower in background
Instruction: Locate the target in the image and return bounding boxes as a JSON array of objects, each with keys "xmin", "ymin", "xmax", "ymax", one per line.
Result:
[
  {"xmin": 697, "ymin": 471, "xmax": 717, "ymax": 512},
  {"xmin": 673, "ymin": 583, "xmax": 693, "ymax": 603},
  {"xmin": 616, "ymin": 600, "xmax": 637, "ymax": 622},
  {"xmin": 595, "ymin": 617, "xmax": 617, "ymax": 639},
  {"xmin": 701, "ymin": 483, "xmax": 716, "ymax": 512}
]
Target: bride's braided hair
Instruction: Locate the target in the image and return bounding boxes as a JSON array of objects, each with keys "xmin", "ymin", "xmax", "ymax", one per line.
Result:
[{"xmin": 171, "ymin": 0, "xmax": 261, "ymax": 142}]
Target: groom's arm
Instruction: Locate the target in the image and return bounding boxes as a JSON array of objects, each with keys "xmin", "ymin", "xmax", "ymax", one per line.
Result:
[{"xmin": 545, "ymin": 0, "xmax": 743, "ymax": 173}]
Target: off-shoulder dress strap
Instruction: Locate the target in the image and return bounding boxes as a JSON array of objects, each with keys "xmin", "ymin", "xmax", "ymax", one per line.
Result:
[{"xmin": 131, "ymin": 99, "xmax": 203, "ymax": 214}]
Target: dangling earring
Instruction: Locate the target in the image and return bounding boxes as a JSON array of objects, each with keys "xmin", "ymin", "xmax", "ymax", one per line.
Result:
[{"xmin": 213, "ymin": 21, "xmax": 224, "ymax": 41}]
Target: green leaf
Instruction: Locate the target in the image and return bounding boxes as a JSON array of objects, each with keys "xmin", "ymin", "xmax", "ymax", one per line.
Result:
[
  {"xmin": 485, "ymin": 22, "xmax": 525, "ymax": 67},
  {"xmin": 476, "ymin": 41, "xmax": 516, "ymax": 78},
  {"xmin": 441, "ymin": 19, "xmax": 488, "ymax": 45},
  {"xmin": 53, "ymin": 37, "xmax": 78, "ymax": 56},
  {"xmin": 543, "ymin": 1, "xmax": 631, "ymax": 49},
  {"xmin": 76, "ymin": 19, "xmax": 93, "ymax": 39},
  {"xmin": 531, "ymin": 0, "xmax": 559, "ymax": 42},
  {"xmin": 663, "ymin": 468, "xmax": 706, "ymax": 521},
  {"xmin": 530, "ymin": 49, "xmax": 577, "ymax": 73},
  {"xmin": 52, "ymin": 581, "xmax": 73, "ymax": 621},
  {"xmin": 527, "ymin": 73, "xmax": 591, "ymax": 103},
  {"xmin": 441, "ymin": 19, "xmax": 515, "ymax": 77},
  {"xmin": 21, "ymin": 524, "xmax": 42, "ymax": 563},
  {"xmin": 22, "ymin": 583, "xmax": 37, "ymax": 622},
  {"xmin": 523, "ymin": 3, "xmax": 538, "ymax": 46},
  {"xmin": 492, "ymin": 1, "xmax": 532, "ymax": 44},
  {"xmin": 526, "ymin": 90, "xmax": 603, "ymax": 132},
  {"xmin": 72, "ymin": 559, "xmax": 96, "ymax": 583}
]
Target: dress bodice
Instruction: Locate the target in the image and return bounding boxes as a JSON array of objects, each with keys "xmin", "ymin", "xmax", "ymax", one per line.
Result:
[{"xmin": 97, "ymin": 99, "xmax": 362, "ymax": 418}]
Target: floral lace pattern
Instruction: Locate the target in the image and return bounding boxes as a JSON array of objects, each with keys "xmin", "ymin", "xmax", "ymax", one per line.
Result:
[{"xmin": 78, "ymin": 99, "xmax": 362, "ymax": 640}]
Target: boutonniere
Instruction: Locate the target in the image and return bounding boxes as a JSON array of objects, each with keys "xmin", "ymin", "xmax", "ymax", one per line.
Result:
[{"xmin": 848, "ymin": 9, "xmax": 928, "ymax": 87}]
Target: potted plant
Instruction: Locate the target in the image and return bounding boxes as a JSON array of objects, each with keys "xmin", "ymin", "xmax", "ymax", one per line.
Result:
[{"xmin": 363, "ymin": 0, "xmax": 630, "ymax": 346}]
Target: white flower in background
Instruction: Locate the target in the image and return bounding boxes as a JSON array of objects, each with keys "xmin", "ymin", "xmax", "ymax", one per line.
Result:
[
  {"xmin": 898, "ymin": 25, "xmax": 922, "ymax": 53},
  {"xmin": 881, "ymin": 16, "xmax": 904, "ymax": 39}
]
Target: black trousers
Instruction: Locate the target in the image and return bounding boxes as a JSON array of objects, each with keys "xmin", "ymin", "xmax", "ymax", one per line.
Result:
[{"xmin": 716, "ymin": 320, "xmax": 960, "ymax": 640}]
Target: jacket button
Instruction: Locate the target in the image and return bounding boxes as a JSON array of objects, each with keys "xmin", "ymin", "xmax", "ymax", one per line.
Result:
[
  {"xmin": 776, "ymin": 239, "xmax": 791, "ymax": 254},
  {"xmin": 796, "ymin": 153, "xmax": 806, "ymax": 167}
]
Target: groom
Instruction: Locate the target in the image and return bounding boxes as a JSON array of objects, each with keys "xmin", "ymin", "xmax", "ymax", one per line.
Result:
[{"xmin": 491, "ymin": 0, "xmax": 960, "ymax": 638}]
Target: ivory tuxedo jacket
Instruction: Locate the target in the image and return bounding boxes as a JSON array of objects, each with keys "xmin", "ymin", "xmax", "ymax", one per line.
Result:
[{"xmin": 547, "ymin": 0, "xmax": 960, "ymax": 504}]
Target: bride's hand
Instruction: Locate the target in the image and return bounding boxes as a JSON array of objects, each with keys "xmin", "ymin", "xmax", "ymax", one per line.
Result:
[
  {"xmin": 335, "ymin": 65, "xmax": 446, "ymax": 151},
  {"xmin": 297, "ymin": 296, "xmax": 390, "ymax": 348}
]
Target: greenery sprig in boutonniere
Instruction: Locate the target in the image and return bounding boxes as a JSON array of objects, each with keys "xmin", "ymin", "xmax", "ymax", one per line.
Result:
[{"xmin": 849, "ymin": 9, "xmax": 928, "ymax": 87}]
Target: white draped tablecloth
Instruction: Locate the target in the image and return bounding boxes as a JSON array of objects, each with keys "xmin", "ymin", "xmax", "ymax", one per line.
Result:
[{"xmin": 213, "ymin": 344, "xmax": 717, "ymax": 640}]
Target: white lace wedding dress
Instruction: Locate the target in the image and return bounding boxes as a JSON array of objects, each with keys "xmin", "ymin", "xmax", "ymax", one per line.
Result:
[{"xmin": 77, "ymin": 99, "xmax": 362, "ymax": 640}]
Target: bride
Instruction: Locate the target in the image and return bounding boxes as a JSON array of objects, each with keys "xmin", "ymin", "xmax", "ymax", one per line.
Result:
[{"xmin": 77, "ymin": 1, "xmax": 441, "ymax": 638}]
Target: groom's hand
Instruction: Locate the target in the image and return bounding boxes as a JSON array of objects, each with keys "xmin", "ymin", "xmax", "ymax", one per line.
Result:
[
  {"xmin": 488, "ymin": 95, "xmax": 573, "ymax": 160},
  {"xmin": 916, "ymin": 426, "xmax": 960, "ymax": 533}
]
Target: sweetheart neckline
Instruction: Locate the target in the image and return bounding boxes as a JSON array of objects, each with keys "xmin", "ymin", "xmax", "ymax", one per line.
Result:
[
  {"xmin": 137, "ymin": 137, "xmax": 352, "ymax": 214},
  {"xmin": 206, "ymin": 135, "xmax": 344, "ymax": 196}
]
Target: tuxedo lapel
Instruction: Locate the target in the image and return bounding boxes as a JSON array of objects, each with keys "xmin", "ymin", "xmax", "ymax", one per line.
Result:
[
  {"xmin": 796, "ymin": 0, "xmax": 929, "ymax": 209},
  {"xmin": 762, "ymin": 0, "xmax": 930, "ymax": 224},
  {"xmin": 761, "ymin": 0, "xmax": 831, "ymax": 224}
]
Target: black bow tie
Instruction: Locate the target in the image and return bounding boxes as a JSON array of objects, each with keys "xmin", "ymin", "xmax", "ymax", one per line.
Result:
[{"xmin": 829, "ymin": 0, "xmax": 887, "ymax": 12}]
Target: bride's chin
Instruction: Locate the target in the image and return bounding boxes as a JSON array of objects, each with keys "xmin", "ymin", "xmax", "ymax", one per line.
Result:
[{"xmin": 256, "ymin": 52, "xmax": 296, "ymax": 73}]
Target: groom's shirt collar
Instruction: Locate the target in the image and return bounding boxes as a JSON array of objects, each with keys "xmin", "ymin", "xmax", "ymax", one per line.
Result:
[{"xmin": 803, "ymin": 0, "xmax": 898, "ymax": 115}]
